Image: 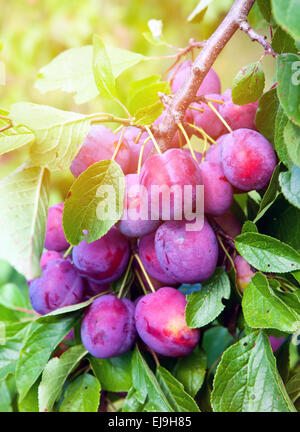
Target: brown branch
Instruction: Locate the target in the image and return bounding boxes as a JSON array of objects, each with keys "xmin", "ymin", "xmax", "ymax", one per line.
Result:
[
  {"xmin": 239, "ymin": 20, "xmax": 277, "ymax": 56},
  {"xmin": 152, "ymin": 0, "xmax": 256, "ymax": 152}
]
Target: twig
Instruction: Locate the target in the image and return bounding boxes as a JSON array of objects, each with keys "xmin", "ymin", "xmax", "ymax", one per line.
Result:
[
  {"xmin": 152, "ymin": 0, "xmax": 257, "ymax": 151},
  {"xmin": 239, "ymin": 20, "xmax": 277, "ymax": 57}
]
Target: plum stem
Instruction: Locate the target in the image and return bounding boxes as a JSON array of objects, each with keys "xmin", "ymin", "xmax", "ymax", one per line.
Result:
[
  {"xmin": 145, "ymin": 126, "xmax": 162, "ymax": 154},
  {"xmin": 177, "ymin": 122, "xmax": 197, "ymax": 162},
  {"xmin": 137, "ymin": 135, "xmax": 152, "ymax": 174},
  {"xmin": 149, "ymin": 347, "xmax": 160, "ymax": 367},
  {"xmin": 134, "ymin": 253, "xmax": 156, "ymax": 294},
  {"xmin": 117, "ymin": 255, "xmax": 134, "ymax": 299},
  {"xmin": 207, "ymin": 102, "xmax": 232, "ymax": 133},
  {"xmin": 63, "ymin": 245, "xmax": 73, "ymax": 259},
  {"xmin": 112, "ymin": 126, "xmax": 126, "ymax": 162},
  {"xmin": 152, "ymin": 0, "xmax": 257, "ymax": 151},
  {"xmin": 134, "ymin": 268, "xmax": 149, "ymax": 296}
]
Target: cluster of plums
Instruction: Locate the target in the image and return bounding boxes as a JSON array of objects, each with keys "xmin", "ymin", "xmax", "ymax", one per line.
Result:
[{"xmin": 28, "ymin": 60, "xmax": 277, "ymax": 359}]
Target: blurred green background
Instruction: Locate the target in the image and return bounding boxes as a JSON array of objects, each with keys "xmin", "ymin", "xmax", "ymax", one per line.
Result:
[{"xmin": 0, "ymin": 0, "xmax": 275, "ymax": 200}]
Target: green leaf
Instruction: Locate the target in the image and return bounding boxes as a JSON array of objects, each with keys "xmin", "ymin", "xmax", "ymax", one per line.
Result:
[
  {"xmin": 16, "ymin": 315, "xmax": 77, "ymax": 401},
  {"xmin": 202, "ymin": 326, "xmax": 234, "ymax": 368},
  {"xmin": 242, "ymin": 273, "xmax": 300, "ymax": 333},
  {"xmin": 134, "ymin": 101, "xmax": 164, "ymax": 126},
  {"xmin": 131, "ymin": 346, "xmax": 173, "ymax": 411},
  {"xmin": 235, "ymin": 232, "xmax": 300, "ymax": 273},
  {"xmin": 0, "ymin": 338, "xmax": 24, "ymax": 381},
  {"xmin": 271, "ymin": 27, "xmax": 298, "ymax": 54},
  {"xmin": 255, "ymin": 87, "xmax": 279, "ymax": 144},
  {"xmin": 279, "ymin": 166, "xmax": 300, "ymax": 209},
  {"xmin": 122, "ymin": 387, "xmax": 146, "ymax": 412},
  {"xmin": 272, "ymin": 0, "xmax": 300, "ymax": 42},
  {"xmin": 10, "ymin": 103, "xmax": 91, "ymax": 171},
  {"xmin": 63, "ymin": 160, "xmax": 125, "ymax": 245},
  {"xmin": 284, "ymin": 121, "xmax": 300, "ymax": 167},
  {"xmin": 173, "ymin": 346, "xmax": 206, "ymax": 397},
  {"xmin": 257, "ymin": 0, "xmax": 272, "ymax": 22},
  {"xmin": 36, "ymin": 295, "xmax": 97, "ymax": 323},
  {"xmin": 93, "ymin": 35, "xmax": 117, "ymax": 99},
  {"xmin": 185, "ymin": 268, "xmax": 231, "ymax": 328},
  {"xmin": 129, "ymin": 76, "xmax": 169, "ymax": 116},
  {"xmin": 275, "ymin": 106, "xmax": 293, "ymax": 168},
  {"xmin": 0, "ymin": 125, "xmax": 35, "ymax": 156},
  {"xmin": 0, "ymin": 378, "xmax": 14, "ymax": 412},
  {"xmin": 59, "ymin": 373, "xmax": 100, "ymax": 412},
  {"xmin": 35, "ymin": 45, "xmax": 145, "ymax": 105},
  {"xmin": 187, "ymin": 0, "xmax": 212, "ymax": 23},
  {"xmin": 242, "ymin": 221, "xmax": 258, "ymax": 233},
  {"xmin": 232, "ymin": 63, "xmax": 265, "ymax": 105},
  {"xmin": 38, "ymin": 344, "xmax": 87, "ymax": 412},
  {"xmin": 89, "ymin": 351, "xmax": 132, "ymax": 392},
  {"xmin": 211, "ymin": 331, "xmax": 296, "ymax": 412},
  {"xmin": 0, "ymin": 165, "xmax": 50, "ymax": 280},
  {"xmin": 156, "ymin": 366, "xmax": 200, "ymax": 412},
  {"xmin": 18, "ymin": 380, "xmax": 39, "ymax": 412},
  {"xmin": 276, "ymin": 54, "xmax": 300, "ymax": 127},
  {"xmin": 253, "ymin": 164, "xmax": 280, "ymax": 222},
  {"xmin": 286, "ymin": 371, "xmax": 300, "ymax": 403}
]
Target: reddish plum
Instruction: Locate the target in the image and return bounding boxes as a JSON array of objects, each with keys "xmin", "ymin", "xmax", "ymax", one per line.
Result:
[
  {"xmin": 139, "ymin": 232, "xmax": 179, "ymax": 285},
  {"xmin": 81, "ymin": 295, "xmax": 136, "ymax": 358},
  {"xmin": 155, "ymin": 219, "xmax": 218, "ymax": 283},
  {"xmin": 221, "ymin": 129, "xmax": 277, "ymax": 191},
  {"xmin": 70, "ymin": 125, "xmax": 131, "ymax": 177},
  {"xmin": 135, "ymin": 287, "xmax": 200, "ymax": 357},
  {"xmin": 29, "ymin": 259, "xmax": 84, "ymax": 315},
  {"xmin": 190, "ymin": 93, "xmax": 226, "ymax": 140},
  {"xmin": 140, "ymin": 148, "xmax": 203, "ymax": 220},
  {"xmin": 72, "ymin": 227, "xmax": 130, "ymax": 284},
  {"xmin": 219, "ymin": 88, "xmax": 258, "ymax": 131},
  {"xmin": 44, "ymin": 203, "xmax": 69, "ymax": 252},
  {"xmin": 40, "ymin": 250, "xmax": 63, "ymax": 268},
  {"xmin": 213, "ymin": 211, "xmax": 242, "ymax": 238},
  {"xmin": 118, "ymin": 174, "xmax": 160, "ymax": 238},
  {"xmin": 199, "ymin": 161, "xmax": 233, "ymax": 216},
  {"xmin": 234, "ymin": 255, "xmax": 255, "ymax": 293}
]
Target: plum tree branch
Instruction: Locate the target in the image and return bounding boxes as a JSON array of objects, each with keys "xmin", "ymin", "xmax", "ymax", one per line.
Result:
[
  {"xmin": 239, "ymin": 20, "xmax": 277, "ymax": 56},
  {"xmin": 152, "ymin": 0, "xmax": 256, "ymax": 152}
]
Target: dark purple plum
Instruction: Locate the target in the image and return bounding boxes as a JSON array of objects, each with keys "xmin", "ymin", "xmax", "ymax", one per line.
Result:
[
  {"xmin": 118, "ymin": 174, "xmax": 160, "ymax": 238},
  {"xmin": 135, "ymin": 287, "xmax": 200, "ymax": 357},
  {"xmin": 40, "ymin": 250, "xmax": 63, "ymax": 268},
  {"xmin": 220, "ymin": 128, "xmax": 277, "ymax": 191},
  {"xmin": 155, "ymin": 219, "xmax": 218, "ymax": 283},
  {"xmin": 44, "ymin": 203, "xmax": 69, "ymax": 252},
  {"xmin": 72, "ymin": 227, "xmax": 130, "ymax": 284},
  {"xmin": 29, "ymin": 259, "xmax": 84, "ymax": 315},
  {"xmin": 81, "ymin": 295, "xmax": 136, "ymax": 358},
  {"xmin": 199, "ymin": 161, "xmax": 233, "ymax": 216},
  {"xmin": 138, "ymin": 232, "xmax": 178, "ymax": 285}
]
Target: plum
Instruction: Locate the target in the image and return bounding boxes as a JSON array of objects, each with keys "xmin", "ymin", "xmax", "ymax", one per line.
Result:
[
  {"xmin": 70, "ymin": 125, "xmax": 131, "ymax": 177},
  {"xmin": 118, "ymin": 174, "xmax": 160, "ymax": 238},
  {"xmin": 40, "ymin": 250, "xmax": 63, "ymax": 268},
  {"xmin": 72, "ymin": 226, "xmax": 130, "ymax": 284},
  {"xmin": 155, "ymin": 219, "xmax": 218, "ymax": 283},
  {"xmin": 85, "ymin": 279, "xmax": 110, "ymax": 297},
  {"xmin": 269, "ymin": 336, "xmax": 285, "ymax": 352},
  {"xmin": 139, "ymin": 232, "xmax": 179, "ymax": 285},
  {"xmin": 213, "ymin": 211, "xmax": 242, "ymax": 238},
  {"xmin": 140, "ymin": 148, "xmax": 203, "ymax": 220},
  {"xmin": 199, "ymin": 161, "xmax": 233, "ymax": 216},
  {"xmin": 44, "ymin": 203, "xmax": 69, "ymax": 252},
  {"xmin": 219, "ymin": 88, "xmax": 258, "ymax": 131},
  {"xmin": 81, "ymin": 294, "xmax": 136, "ymax": 358},
  {"xmin": 29, "ymin": 259, "xmax": 84, "ymax": 315},
  {"xmin": 169, "ymin": 60, "xmax": 221, "ymax": 95},
  {"xmin": 135, "ymin": 287, "xmax": 200, "ymax": 357},
  {"xmin": 220, "ymin": 129, "xmax": 277, "ymax": 191},
  {"xmin": 234, "ymin": 255, "xmax": 255, "ymax": 293},
  {"xmin": 190, "ymin": 93, "xmax": 226, "ymax": 140}
]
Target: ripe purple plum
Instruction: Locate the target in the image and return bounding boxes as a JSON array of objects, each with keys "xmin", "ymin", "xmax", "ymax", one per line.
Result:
[
  {"xmin": 234, "ymin": 255, "xmax": 255, "ymax": 293},
  {"xmin": 199, "ymin": 161, "xmax": 233, "ymax": 216},
  {"xmin": 135, "ymin": 287, "xmax": 200, "ymax": 357},
  {"xmin": 221, "ymin": 128, "xmax": 277, "ymax": 191},
  {"xmin": 29, "ymin": 259, "xmax": 84, "ymax": 315},
  {"xmin": 213, "ymin": 211, "xmax": 242, "ymax": 238},
  {"xmin": 70, "ymin": 125, "xmax": 131, "ymax": 178},
  {"xmin": 85, "ymin": 280, "xmax": 110, "ymax": 297},
  {"xmin": 183, "ymin": 148, "xmax": 203, "ymax": 164},
  {"xmin": 72, "ymin": 226, "xmax": 130, "ymax": 284},
  {"xmin": 154, "ymin": 109, "xmax": 194, "ymax": 149},
  {"xmin": 81, "ymin": 295, "xmax": 136, "ymax": 358},
  {"xmin": 219, "ymin": 88, "xmax": 258, "ymax": 131},
  {"xmin": 44, "ymin": 203, "xmax": 69, "ymax": 252},
  {"xmin": 169, "ymin": 60, "xmax": 221, "ymax": 95},
  {"xmin": 155, "ymin": 219, "xmax": 218, "ymax": 283},
  {"xmin": 190, "ymin": 93, "xmax": 226, "ymax": 140},
  {"xmin": 140, "ymin": 148, "xmax": 203, "ymax": 220},
  {"xmin": 139, "ymin": 232, "xmax": 179, "ymax": 285},
  {"xmin": 118, "ymin": 174, "xmax": 160, "ymax": 238},
  {"xmin": 40, "ymin": 250, "xmax": 63, "ymax": 268},
  {"xmin": 205, "ymin": 134, "xmax": 228, "ymax": 163},
  {"xmin": 269, "ymin": 336, "xmax": 285, "ymax": 352}
]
